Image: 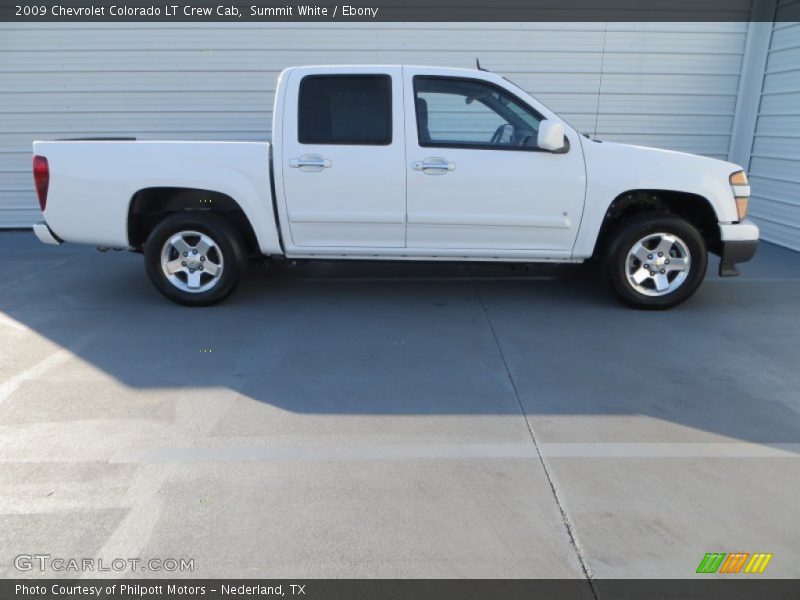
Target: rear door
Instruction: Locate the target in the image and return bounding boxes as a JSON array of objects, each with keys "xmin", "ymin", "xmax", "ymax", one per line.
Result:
[{"xmin": 280, "ymin": 67, "xmax": 406, "ymax": 248}]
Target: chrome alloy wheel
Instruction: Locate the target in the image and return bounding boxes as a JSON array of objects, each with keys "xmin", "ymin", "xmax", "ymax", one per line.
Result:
[
  {"xmin": 625, "ymin": 232, "xmax": 691, "ymax": 296},
  {"xmin": 160, "ymin": 230, "xmax": 224, "ymax": 293}
]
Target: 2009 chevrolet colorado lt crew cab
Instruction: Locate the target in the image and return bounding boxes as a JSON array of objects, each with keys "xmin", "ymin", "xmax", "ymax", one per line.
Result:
[{"xmin": 32, "ymin": 65, "xmax": 758, "ymax": 309}]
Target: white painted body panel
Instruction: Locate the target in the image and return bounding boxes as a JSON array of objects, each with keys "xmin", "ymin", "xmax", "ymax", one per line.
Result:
[
  {"xmin": 572, "ymin": 137, "xmax": 750, "ymax": 258},
  {"xmin": 33, "ymin": 64, "xmax": 758, "ymax": 263},
  {"xmin": 32, "ymin": 140, "xmax": 282, "ymax": 254}
]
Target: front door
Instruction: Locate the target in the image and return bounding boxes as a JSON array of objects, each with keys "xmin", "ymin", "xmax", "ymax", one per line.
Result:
[
  {"xmin": 281, "ymin": 67, "xmax": 406, "ymax": 248},
  {"xmin": 403, "ymin": 68, "xmax": 586, "ymax": 256}
]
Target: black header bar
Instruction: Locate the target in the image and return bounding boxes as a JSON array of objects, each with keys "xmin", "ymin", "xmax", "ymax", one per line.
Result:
[{"xmin": 2, "ymin": 0, "xmax": 799, "ymax": 22}]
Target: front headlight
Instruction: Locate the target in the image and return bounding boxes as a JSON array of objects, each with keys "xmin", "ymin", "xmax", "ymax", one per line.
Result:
[{"xmin": 729, "ymin": 170, "xmax": 750, "ymax": 221}]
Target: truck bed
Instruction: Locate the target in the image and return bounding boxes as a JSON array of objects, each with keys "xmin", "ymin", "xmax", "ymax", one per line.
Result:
[{"xmin": 33, "ymin": 140, "xmax": 282, "ymax": 254}]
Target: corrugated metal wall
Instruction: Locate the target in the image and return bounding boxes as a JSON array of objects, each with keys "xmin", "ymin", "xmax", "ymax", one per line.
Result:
[
  {"xmin": 0, "ymin": 22, "xmax": 749, "ymax": 228},
  {"xmin": 747, "ymin": 12, "xmax": 800, "ymax": 251}
]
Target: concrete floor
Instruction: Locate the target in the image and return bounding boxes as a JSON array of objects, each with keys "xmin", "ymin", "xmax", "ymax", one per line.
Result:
[{"xmin": 0, "ymin": 231, "xmax": 799, "ymax": 580}]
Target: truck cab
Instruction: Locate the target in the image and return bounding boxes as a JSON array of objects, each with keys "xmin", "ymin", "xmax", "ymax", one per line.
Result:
[{"xmin": 273, "ymin": 65, "xmax": 586, "ymax": 259}]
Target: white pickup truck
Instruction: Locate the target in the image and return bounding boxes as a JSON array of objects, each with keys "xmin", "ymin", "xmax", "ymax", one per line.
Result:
[{"xmin": 32, "ymin": 64, "xmax": 758, "ymax": 309}]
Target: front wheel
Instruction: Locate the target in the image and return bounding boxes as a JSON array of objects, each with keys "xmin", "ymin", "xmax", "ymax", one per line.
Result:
[
  {"xmin": 606, "ymin": 214, "xmax": 707, "ymax": 310},
  {"xmin": 144, "ymin": 212, "xmax": 246, "ymax": 306}
]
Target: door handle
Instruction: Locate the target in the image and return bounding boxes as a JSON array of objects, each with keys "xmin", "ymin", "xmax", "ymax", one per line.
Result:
[
  {"xmin": 289, "ymin": 154, "xmax": 332, "ymax": 172},
  {"xmin": 413, "ymin": 157, "xmax": 456, "ymax": 175}
]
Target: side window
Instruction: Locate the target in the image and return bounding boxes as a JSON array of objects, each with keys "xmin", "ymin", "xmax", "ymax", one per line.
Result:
[
  {"xmin": 414, "ymin": 76, "xmax": 543, "ymax": 150},
  {"xmin": 299, "ymin": 75, "xmax": 392, "ymax": 145}
]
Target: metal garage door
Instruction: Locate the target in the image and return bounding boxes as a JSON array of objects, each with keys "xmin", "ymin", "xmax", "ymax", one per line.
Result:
[
  {"xmin": 0, "ymin": 22, "xmax": 748, "ymax": 228},
  {"xmin": 748, "ymin": 12, "xmax": 800, "ymax": 251}
]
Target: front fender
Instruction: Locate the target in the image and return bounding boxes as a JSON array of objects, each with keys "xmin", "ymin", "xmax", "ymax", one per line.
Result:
[{"xmin": 572, "ymin": 139, "xmax": 742, "ymax": 259}]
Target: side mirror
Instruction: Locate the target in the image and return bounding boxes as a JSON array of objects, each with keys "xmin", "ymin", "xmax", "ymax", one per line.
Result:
[{"xmin": 537, "ymin": 120, "xmax": 566, "ymax": 152}]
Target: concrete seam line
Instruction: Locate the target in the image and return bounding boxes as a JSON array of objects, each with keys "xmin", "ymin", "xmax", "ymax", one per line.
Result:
[
  {"xmin": 0, "ymin": 348, "xmax": 73, "ymax": 404},
  {"xmin": 80, "ymin": 466, "xmax": 173, "ymax": 580},
  {"xmin": 84, "ymin": 360, "xmax": 252, "ymax": 574},
  {"xmin": 0, "ymin": 321, "xmax": 103, "ymax": 405},
  {"xmin": 468, "ymin": 267, "xmax": 599, "ymax": 599}
]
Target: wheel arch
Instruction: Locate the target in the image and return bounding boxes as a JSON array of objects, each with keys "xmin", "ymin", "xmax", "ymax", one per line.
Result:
[
  {"xmin": 592, "ymin": 189, "xmax": 721, "ymax": 260},
  {"xmin": 127, "ymin": 187, "xmax": 260, "ymax": 255}
]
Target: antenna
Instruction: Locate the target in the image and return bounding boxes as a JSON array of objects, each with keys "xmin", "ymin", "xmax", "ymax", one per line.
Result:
[{"xmin": 476, "ymin": 58, "xmax": 489, "ymax": 72}]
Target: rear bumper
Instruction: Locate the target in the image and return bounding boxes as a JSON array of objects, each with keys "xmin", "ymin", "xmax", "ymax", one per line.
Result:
[
  {"xmin": 718, "ymin": 219, "xmax": 759, "ymax": 277},
  {"xmin": 33, "ymin": 221, "xmax": 62, "ymax": 245}
]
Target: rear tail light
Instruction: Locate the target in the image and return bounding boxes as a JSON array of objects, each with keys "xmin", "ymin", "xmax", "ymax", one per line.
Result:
[{"xmin": 33, "ymin": 155, "xmax": 49, "ymax": 212}]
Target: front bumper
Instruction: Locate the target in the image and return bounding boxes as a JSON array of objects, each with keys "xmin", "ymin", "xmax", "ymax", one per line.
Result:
[
  {"xmin": 33, "ymin": 221, "xmax": 62, "ymax": 245},
  {"xmin": 718, "ymin": 219, "xmax": 759, "ymax": 277}
]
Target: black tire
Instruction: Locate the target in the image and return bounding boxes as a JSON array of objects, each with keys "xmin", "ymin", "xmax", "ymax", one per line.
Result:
[
  {"xmin": 605, "ymin": 213, "xmax": 707, "ymax": 310},
  {"xmin": 144, "ymin": 212, "xmax": 247, "ymax": 306}
]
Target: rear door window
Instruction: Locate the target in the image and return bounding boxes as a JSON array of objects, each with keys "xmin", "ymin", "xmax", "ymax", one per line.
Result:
[{"xmin": 299, "ymin": 75, "xmax": 392, "ymax": 145}]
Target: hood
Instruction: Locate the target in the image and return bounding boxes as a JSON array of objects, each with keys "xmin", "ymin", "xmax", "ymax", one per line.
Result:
[{"xmin": 589, "ymin": 139, "xmax": 742, "ymax": 177}]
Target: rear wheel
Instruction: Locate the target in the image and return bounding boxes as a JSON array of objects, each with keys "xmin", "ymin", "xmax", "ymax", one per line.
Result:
[
  {"xmin": 144, "ymin": 213, "xmax": 246, "ymax": 306},
  {"xmin": 606, "ymin": 214, "xmax": 707, "ymax": 309}
]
